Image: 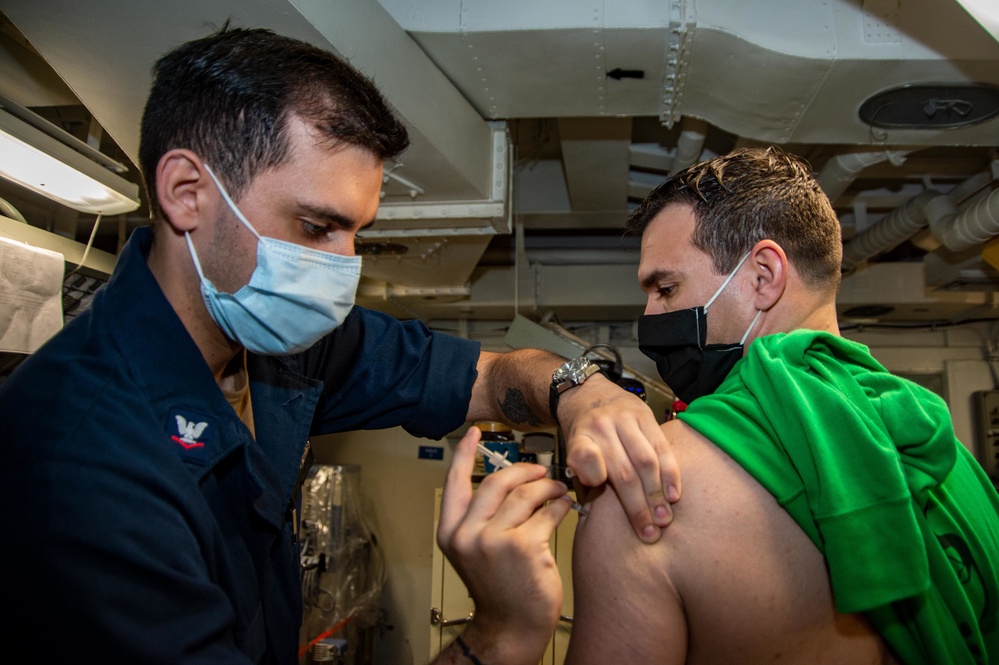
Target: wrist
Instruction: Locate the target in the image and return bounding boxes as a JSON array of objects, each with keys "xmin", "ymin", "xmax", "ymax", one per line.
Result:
[
  {"xmin": 457, "ymin": 617, "xmax": 553, "ymax": 665},
  {"xmin": 549, "ymin": 356, "xmax": 601, "ymax": 426},
  {"xmin": 455, "ymin": 634, "xmax": 485, "ymax": 665}
]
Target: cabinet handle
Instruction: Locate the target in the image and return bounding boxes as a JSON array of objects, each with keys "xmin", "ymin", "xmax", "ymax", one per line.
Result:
[
  {"xmin": 431, "ymin": 607, "xmax": 475, "ymax": 627},
  {"xmin": 559, "ymin": 614, "xmax": 574, "ymax": 624}
]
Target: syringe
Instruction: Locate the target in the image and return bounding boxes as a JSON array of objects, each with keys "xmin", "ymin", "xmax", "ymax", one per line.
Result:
[{"xmin": 477, "ymin": 442, "xmax": 588, "ymax": 515}]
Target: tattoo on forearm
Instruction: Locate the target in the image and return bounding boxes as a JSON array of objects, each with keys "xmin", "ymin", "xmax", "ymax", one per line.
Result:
[{"xmin": 498, "ymin": 388, "xmax": 542, "ymax": 427}]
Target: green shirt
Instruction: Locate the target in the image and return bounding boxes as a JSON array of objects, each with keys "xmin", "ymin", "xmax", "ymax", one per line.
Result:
[{"xmin": 679, "ymin": 330, "xmax": 999, "ymax": 664}]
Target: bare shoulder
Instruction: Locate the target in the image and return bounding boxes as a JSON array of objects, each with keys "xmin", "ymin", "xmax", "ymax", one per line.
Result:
[{"xmin": 566, "ymin": 420, "xmax": 896, "ymax": 665}]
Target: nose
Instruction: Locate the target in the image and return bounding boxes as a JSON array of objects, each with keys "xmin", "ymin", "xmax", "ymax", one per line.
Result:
[
  {"xmin": 337, "ymin": 233, "xmax": 358, "ymax": 258},
  {"xmin": 644, "ymin": 295, "xmax": 660, "ymax": 316}
]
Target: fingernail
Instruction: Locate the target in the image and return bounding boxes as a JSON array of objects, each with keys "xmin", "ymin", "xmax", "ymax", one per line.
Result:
[
  {"xmin": 667, "ymin": 485, "xmax": 680, "ymax": 502},
  {"xmin": 642, "ymin": 525, "xmax": 659, "ymax": 541},
  {"xmin": 654, "ymin": 505, "xmax": 672, "ymax": 524}
]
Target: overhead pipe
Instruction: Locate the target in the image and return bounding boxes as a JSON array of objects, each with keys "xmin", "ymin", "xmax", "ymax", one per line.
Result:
[
  {"xmin": 669, "ymin": 118, "xmax": 708, "ymax": 174},
  {"xmin": 840, "ymin": 190, "xmax": 941, "ymax": 271},
  {"xmin": 841, "ymin": 170, "xmax": 999, "ymax": 270},
  {"xmin": 817, "ymin": 150, "xmax": 909, "ymax": 203},
  {"xmin": 928, "ymin": 186, "xmax": 999, "ymax": 252}
]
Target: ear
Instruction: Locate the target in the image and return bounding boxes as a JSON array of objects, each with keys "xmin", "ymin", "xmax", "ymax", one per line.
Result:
[
  {"xmin": 155, "ymin": 149, "xmax": 215, "ymax": 234},
  {"xmin": 748, "ymin": 239, "xmax": 787, "ymax": 311}
]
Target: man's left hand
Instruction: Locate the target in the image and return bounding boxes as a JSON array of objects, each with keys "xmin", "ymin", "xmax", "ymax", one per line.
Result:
[{"xmin": 557, "ymin": 373, "xmax": 680, "ymax": 543}]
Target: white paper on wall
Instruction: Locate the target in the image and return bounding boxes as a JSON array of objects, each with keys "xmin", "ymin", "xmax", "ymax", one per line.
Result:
[{"xmin": 0, "ymin": 235, "xmax": 64, "ymax": 353}]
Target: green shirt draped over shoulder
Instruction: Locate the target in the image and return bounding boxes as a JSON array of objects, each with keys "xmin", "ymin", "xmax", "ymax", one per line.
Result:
[{"xmin": 678, "ymin": 330, "xmax": 999, "ymax": 665}]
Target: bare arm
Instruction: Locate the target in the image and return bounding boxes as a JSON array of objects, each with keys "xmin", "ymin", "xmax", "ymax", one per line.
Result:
[
  {"xmin": 566, "ymin": 483, "xmax": 688, "ymax": 665},
  {"xmin": 566, "ymin": 420, "xmax": 890, "ymax": 665},
  {"xmin": 468, "ymin": 348, "xmax": 681, "ymax": 543}
]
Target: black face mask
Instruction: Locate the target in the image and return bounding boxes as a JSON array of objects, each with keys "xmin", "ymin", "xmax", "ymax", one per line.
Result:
[
  {"xmin": 637, "ymin": 251, "xmax": 761, "ymax": 404},
  {"xmin": 638, "ymin": 307, "xmax": 747, "ymax": 404}
]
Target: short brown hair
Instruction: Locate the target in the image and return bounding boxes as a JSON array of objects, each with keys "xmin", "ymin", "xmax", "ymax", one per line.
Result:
[
  {"xmin": 627, "ymin": 146, "xmax": 842, "ymax": 293},
  {"xmin": 139, "ymin": 26, "xmax": 409, "ymax": 218}
]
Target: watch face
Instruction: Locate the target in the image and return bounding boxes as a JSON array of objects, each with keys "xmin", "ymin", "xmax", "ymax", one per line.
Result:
[
  {"xmin": 567, "ymin": 357, "xmax": 591, "ymax": 377},
  {"xmin": 554, "ymin": 357, "xmax": 596, "ymax": 383}
]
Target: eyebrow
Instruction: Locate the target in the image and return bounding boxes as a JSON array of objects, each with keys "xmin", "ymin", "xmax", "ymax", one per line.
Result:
[
  {"xmin": 299, "ymin": 202, "xmax": 376, "ymax": 231},
  {"xmin": 640, "ymin": 268, "xmax": 681, "ymax": 291}
]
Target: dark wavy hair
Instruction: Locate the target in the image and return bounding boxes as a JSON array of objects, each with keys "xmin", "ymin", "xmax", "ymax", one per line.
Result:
[
  {"xmin": 138, "ymin": 25, "xmax": 409, "ymax": 218},
  {"xmin": 627, "ymin": 146, "xmax": 842, "ymax": 294}
]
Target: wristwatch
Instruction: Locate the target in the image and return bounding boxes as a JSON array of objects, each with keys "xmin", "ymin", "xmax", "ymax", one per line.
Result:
[{"xmin": 549, "ymin": 356, "xmax": 601, "ymax": 425}]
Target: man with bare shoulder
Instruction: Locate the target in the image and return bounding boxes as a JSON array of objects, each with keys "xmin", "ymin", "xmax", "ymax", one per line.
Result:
[
  {"xmin": 433, "ymin": 147, "xmax": 999, "ymax": 665},
  {"xmin": 567, "ymin": 147, "xmax": 999, "ymax": 665}
]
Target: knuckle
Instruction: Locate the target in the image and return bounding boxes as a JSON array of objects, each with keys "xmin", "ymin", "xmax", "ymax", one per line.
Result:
[
  {"xmin": 450, "ymin": 530, "xmax": 478, "ymax": 558},
  {"xmin": 478, "ymin": 529, "xmax": 508, "ymax": 556},
  {"xmin": 567, "ymin": 445, "xmax": 599, "ymax": 467},
  {"xmin": 509, "ymin": 480, "xmax": 546, "ymax": 505},
  {"xmin": 631, "ymin": 451, "xmax": 658, "ymax": 472},
  {"xmin": 613, "ymin": 464, "xmax": 639, "ymax": 487}
]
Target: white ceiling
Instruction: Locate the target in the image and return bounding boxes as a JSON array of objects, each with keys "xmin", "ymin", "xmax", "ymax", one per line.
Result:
[{"xmin": 1, "ymin": 0, "xmax": 999, "ymax": 329}]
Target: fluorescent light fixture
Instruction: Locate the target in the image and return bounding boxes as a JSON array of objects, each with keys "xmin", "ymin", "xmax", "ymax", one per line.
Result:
[
  {"xmin": 0, "ymin": 108, "xmax": 140, "ymax": 215},
  {"xmin": 955, "ymin": 0, "xmax": 999, "ymax": 42}
]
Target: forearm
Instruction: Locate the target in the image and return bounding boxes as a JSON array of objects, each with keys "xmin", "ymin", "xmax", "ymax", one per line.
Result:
[{"xmin": 467, "ymin": 348, "xmax": 565, "ymax": 429}]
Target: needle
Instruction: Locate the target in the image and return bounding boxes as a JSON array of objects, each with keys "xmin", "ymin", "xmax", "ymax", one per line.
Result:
[{"xmin": 477, "ymin": 442, "xmax": 588, "ymax": 515}]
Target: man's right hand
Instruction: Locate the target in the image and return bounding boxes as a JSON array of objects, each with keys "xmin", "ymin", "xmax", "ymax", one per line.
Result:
[{"xmin": 435, "ymin": 427, "xmax": 572, "ymax": 665}]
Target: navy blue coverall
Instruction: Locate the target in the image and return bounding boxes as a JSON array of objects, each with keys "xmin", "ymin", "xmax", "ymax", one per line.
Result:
[{"xmin": 0, "ymin": 226, "xmax": 479, "ymax": 663}]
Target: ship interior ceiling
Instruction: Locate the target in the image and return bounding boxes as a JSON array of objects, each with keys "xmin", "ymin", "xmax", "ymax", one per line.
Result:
[{"xmin": 2, "ymin": 0, "xmax": 999, "ymax": 343}]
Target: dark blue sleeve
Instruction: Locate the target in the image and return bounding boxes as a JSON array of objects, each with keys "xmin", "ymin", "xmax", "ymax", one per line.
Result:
[{"xmin": 302, "ymin": 306, "xmax": 481, "ymax": 439}]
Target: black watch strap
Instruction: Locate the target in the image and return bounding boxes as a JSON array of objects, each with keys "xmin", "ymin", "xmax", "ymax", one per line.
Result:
[
  {"xmin": 548, "ymin": 357, "xmax": 600, "ymax": 426},
  {"xmin": 549, "ymin": 382, "xmax": 561, "ymax": 425}
]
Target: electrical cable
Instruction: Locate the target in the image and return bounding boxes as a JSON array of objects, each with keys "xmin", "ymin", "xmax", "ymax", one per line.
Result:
[{"xmin": 66, "ymin": 212, "xmax": 102, "ymax": 278}]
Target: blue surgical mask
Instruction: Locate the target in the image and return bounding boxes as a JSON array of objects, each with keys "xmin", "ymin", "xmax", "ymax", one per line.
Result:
[
  {"xmin": 185, "ymin": 165, "xmax": 361, "ymax": 355},
  {"xmin": 638, "ymin": 251, "xmax": 763, "ymax": 404}
]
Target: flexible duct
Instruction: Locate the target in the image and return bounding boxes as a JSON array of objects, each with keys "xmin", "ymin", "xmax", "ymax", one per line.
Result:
[
  {"xmin": 840, "ymin": 190, "xmax": 941, "ymax": 271},
  {"xmin": 929, "ymin": 187, "xmax": 999, "ymax": 252},
  {"xmin": 840, "ymin": 182, "xmax": 999, "ymax": 270},
  {"xmin": 817, "ymin": 150, "xmax": 908, "ymax": 203}
]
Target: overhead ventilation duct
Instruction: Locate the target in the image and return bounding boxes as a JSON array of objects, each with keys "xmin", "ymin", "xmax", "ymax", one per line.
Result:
[{"xmin": 816, "ymin": 149, "xmax": 909, "ymax": 204}]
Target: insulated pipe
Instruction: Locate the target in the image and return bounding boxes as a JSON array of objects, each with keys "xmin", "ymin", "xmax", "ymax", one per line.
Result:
[
  {"xmin": 929, "ymin": 186, "xmax": 999, "ymax": 252},
  {"xmin": 841, "ymin": 183, "xmax": 999, "ymax": 270},
  {"xmin": 816, "ymin": 150, "xmax": 909, "ymax": 203},
  {"xmin": 670, "ymin": 118, "xmax": 708, "ymax": 174},
  {"xmin": 840, "ymin": 190, "xmax": 941, "ymax": 271}
]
